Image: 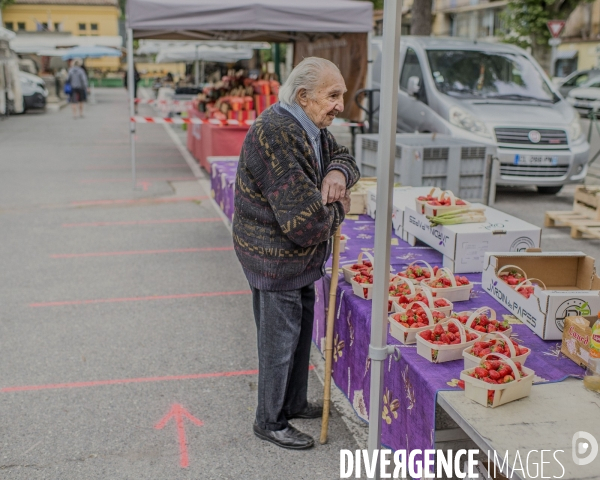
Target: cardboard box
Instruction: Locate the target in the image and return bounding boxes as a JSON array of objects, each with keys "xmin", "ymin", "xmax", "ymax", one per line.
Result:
[
  {"xmin": 349, "ymin": 177, "xmax": 377, "ymax": 215},
  {"xmin": 561, "ymin": 315, "xmax": 596, "ymax": 367},
  {"xmin": 482, "ymin": 252, "xmax": 600, "ymax": 340},
  {"xmin": 366, "ymin": 186, "xmax": 435, "ymax": 241},
  {"xmin": 403, "ymin": 205, "xmax": 541, "ymax": 273}
]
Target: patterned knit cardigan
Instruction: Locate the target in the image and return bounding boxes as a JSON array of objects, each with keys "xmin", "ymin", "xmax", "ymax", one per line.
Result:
[{"xmin": 232, "ymin": 104, "xmax": 360, "ymax": 291}]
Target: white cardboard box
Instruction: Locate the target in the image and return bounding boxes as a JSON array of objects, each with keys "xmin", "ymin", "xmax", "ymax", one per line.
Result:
[
  {"xmin": 482, "ymin": 252, "xmax": 600, "ymax": 340},
  {"xmin": 403, "ymin": 205, "xmax": 541, "ymax": 273},
  {"xmin": 367, "ymin": 186, "xmax": 435, "ymax": 241}
]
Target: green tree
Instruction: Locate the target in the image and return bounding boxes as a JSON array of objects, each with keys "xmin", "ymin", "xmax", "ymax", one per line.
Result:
[{"xmin": 500, "ymin": 0, "xmax": 593, "ymax": 72}]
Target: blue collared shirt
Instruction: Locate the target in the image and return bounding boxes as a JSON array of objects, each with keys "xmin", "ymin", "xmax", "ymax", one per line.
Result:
[{"xmin": 280, "ymin": 101, "xmax": 323, "ymax": 175}]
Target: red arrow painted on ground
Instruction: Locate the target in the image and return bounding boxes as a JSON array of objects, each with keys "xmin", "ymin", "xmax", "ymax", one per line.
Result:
[{"xmin": 155, "ymin": 403, "xmax": 203, "ymax": 468}]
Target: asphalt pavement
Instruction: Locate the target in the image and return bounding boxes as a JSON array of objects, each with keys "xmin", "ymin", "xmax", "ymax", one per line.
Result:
[
  {"xmin": 4, "ymin": 89, "xmax": 600, "ymax": 480},
  {"xmin": 0, "ymin": 89, "xmax": 359, "ymax": 479}
]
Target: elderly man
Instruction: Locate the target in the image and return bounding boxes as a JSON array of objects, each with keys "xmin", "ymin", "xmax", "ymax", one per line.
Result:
[{"xmin": 233, "ymin": 57, "xmax": 360, "ymax": 450}]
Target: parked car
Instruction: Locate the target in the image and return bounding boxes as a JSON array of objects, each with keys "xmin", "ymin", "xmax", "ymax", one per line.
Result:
[
  {"xmin": 371, "ymin": 36, "xmax": 589, "ymax": 194},
  {"xmin": 19, "ymin": 71, "xmax": 47, "ymax": 111},
  {"xmin": 559, "ymin": 69, "xmax": 600, "ymax": 98},
  {"xmin": 566, "ymin": 76, "xmax": 600, "ymax": 118}
]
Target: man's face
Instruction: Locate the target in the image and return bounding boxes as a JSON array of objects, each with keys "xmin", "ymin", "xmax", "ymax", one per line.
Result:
[{"xmin": 298, "ymin": 69, "xmax": 346, "ymax": 129}]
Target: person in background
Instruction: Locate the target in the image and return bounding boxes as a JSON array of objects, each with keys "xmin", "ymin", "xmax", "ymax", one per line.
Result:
[
  {"xmin": 67, "ymin": 58, "xmax": 88, "ymax": 118},
  {"xmin": 123, "ymin": 64, "xmax": 141, "ymax": 112},
  {"xmin": 233, "ymin": 57, "xmax": 360, "ymax": 450}
]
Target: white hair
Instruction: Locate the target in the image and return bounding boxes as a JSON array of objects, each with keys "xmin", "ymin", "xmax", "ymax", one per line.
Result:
[{"xmin": 278, "ymin": 57, "xmax": 341, "ymax": 106}]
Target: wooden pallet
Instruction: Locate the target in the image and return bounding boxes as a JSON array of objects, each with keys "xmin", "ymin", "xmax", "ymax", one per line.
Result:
[{"xmin": 544, "ymin": 185, "xmax": 600, "ymax": 238}]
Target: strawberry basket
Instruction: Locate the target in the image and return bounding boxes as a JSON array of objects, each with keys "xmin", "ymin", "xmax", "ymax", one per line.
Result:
[
  {"xmin": 394, "ymin": 260, "xmax": 437, "ymax": 285},
  {"xmin": 389, "ymin": 277, "xmax": 418, "ymax": 300},
  {"xmin": 515, "ymin": 278, "xmax": 547, "ymax": 299},
  {"xmin": 415, "ymin": 187, "xmax": 444, "ymax": 214},
  {"xmin": 421, "ymin": 267, "xmax": 473, "ymax": 302},
  {"xmin": 423, "ymin": 190, "xmax": 471, "ymax": 217},
  {"xmin": 497, "ymin": 264, "xmax": 528, "ymax": 287},
  {"xmin": 455, "ymin": 307, "xmax": 512, "ymax": 337},
  {"xmin": 460, "ymin": 353, "xmax": 534, "ymax": 408},
  {"xmin": 392, "ymin": 285, "xmax": 453, "ymax": 317},
  {"xmin": 389, "ymin": 301, "xmax": 444, "ymax": 345},
  {"xmin": 416, "ymin": 318, "xmax": 480, "ymax": 363},
  {"xmin": 343, "ymin": 252, "xmax": 374, "ymax": 284},
  {"xmin": 463, "ymin": 332, "xmax": 531, "ymax": 370},
  {"xmin": 351, "ymin": 270, "xmax": 400, "ymax": 301},
  {"xmin": 339, "ymin": 234, "xmax": 349, "ymax": 253}
]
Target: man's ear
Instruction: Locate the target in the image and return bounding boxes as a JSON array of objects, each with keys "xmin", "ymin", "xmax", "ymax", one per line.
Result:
[{"xmin": 297, "ymin": 88, "xmax": 308, "ymax": 107}]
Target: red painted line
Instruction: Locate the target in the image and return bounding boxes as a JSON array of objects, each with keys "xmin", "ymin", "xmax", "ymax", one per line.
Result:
[
  {"xmin": 70, "ymin": 196, "xmax": 207, "ymax": 206},
  {"xmin": 29, "ymin": 289, "xmax": 251, "ymax": 307},
  {"xmin": 1, "ymin": 366, "xmax": 313, "ymax": 393},
  {"xmin": 50, "ymin": 247, "xmax": 234, "ymax": 258},
  {"xmin": 86, "ymin": 164, "xmax": 189, "ymax": 170},
  {"xmin": 1, "ymin": 369, "xmax": 259, "ymax": 393},
  {"xmin": 62, "ymin": 217, "xmax": 221, "ymax": 227},
  {"xmin": 80, "ymin": 177, "xmax": 196, "ymax": 184}
]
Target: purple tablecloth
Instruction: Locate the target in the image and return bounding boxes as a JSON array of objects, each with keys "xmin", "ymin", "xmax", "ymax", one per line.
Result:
[
  {"xmin": 210, "ymin": 160, "xmax": 238, "ymax": 222},
  {"xmin": 313, "ymin": 215, "xmax": 586, "ymax": 453}
]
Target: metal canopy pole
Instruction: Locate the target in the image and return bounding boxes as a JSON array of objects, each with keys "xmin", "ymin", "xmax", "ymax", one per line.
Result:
[
  {"xmin": 127, "ymin": 27, "xmax": 136, "ymax": 188},
  {"xmin": 367, "ymin": 0, "xmax": 403, "ymax": 477}
]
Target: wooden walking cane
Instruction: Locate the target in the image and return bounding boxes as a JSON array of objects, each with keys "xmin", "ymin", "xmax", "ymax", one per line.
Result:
[{"xmin": 320, "ymin": 225, "xmax": 342, "ymax": 444}]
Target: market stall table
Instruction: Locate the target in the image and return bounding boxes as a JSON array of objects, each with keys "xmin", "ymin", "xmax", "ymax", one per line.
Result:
[
  {"xmin": 209, "ymin": 159, "xmax": 238, "ymax": 222},
  {"xmin": 312, "ymin": 215, "xmax": 586, "ymax": 455},
  {"xmin": 205, "ymin": 164, "xmax": 589, "ymax": 465},
  {"xmin": 438, "ymin": 378, "xmax": 600, "ymax": 479}
]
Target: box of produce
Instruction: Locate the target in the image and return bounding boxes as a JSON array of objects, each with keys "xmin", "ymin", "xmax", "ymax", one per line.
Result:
[
  {"xmin": 561, "ymin": 315, "xmax": 597, "ymax": 367},
  {"xmin": 404, "ymin": 204, "xmax": 541, "ymax": 274},
  {"xmin": 482, "ymin": 252, "xmax": 600, "ymax": 340}
]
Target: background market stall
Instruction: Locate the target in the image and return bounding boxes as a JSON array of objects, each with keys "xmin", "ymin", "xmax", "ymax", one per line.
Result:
[{"xmin": 125, "ymin": 0, "xmax": 373, "ymax": 184}]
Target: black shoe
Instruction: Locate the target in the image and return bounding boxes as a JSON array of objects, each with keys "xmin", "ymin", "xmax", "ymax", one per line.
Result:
[
  {"xmin": 253, "ymin": 423, "xmax": 314, "ymax": 450},
  {"xmin": 287, "ymin": 402, "xmax": 324, "ymax": 420}
]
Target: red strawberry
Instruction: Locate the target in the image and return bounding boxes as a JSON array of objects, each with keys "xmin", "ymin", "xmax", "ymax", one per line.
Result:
[
  {"xmin": 457, "ymin": 380, "xmax": 465, "ymax": 389},
  {"xmin": 474, "ymin": 367, "xmax": 489, "ymax": 378}
]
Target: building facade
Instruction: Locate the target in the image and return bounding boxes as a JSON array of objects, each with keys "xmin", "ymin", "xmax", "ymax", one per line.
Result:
[{"xmin": 2, "ymin": 0, "xmax": 121, "ymax": 70}]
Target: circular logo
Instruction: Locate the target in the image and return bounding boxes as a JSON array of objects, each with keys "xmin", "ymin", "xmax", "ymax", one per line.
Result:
[
  {"xmin": 528, "ymin": 130, "xmax": 542, "ymax": 143},
  {"xmin": 510, "ymin": 236, "xmax": 535, "ymax": 252},
  {"xmin": 556, "ymin": 299, "xmax": 592, "ymax": 332}
]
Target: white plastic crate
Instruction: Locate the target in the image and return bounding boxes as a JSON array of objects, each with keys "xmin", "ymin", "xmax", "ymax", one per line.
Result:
[{"xmin": 354, "ymin": 133, "xmax": 495, "ymax": 202}]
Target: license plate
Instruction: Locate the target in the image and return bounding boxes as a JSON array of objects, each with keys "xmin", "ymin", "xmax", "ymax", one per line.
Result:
[{"xmin": 514, "ymin": 154, "xmax": 558, "ymax": 166}]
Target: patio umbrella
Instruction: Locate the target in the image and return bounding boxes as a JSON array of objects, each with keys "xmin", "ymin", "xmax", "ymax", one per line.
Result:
[{"xmin": 61, "ymin": 46, "xmax": 122, "ymax": 60}]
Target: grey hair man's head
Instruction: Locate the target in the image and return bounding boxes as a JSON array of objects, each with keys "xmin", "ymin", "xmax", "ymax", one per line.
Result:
[{"xmin": 279, "ymin": 57, "xmax": 346, "ymax": 129}]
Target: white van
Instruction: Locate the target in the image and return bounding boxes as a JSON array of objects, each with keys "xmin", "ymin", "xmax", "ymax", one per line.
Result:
[{"xmin": 372, "ymin": 37, "xmax": 590, "ymax": 194}]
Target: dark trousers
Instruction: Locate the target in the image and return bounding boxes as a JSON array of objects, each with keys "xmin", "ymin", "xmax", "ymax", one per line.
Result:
[{"xmin": 251, "ymin": 284, "xmax": 315, "ymax": 431}]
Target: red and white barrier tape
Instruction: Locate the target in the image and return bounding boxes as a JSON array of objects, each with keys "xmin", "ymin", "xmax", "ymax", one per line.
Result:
[
  {"xmin": 130, "ymin": 116, "xmax": 254, "ymax": 126},
  {"xmin": 130, "ymin": 115, "xmax": 364, "ymax": 128}
]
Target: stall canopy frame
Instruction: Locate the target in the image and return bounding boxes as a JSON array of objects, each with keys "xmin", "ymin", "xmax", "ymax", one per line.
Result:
[{"xmin": 125, "ymin": 0, "xmax": 374, "ymax": 186}]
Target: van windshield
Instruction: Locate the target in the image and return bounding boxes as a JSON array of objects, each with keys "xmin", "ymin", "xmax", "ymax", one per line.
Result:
[{"xmin": 426, "ymin": 50, "xmax": 558, "ymax": 103}]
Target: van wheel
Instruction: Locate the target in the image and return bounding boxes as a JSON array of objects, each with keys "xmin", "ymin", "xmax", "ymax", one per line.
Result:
[{"xmin": 537, "ymin": 186, "xmax": 563, "ymax": 195}]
